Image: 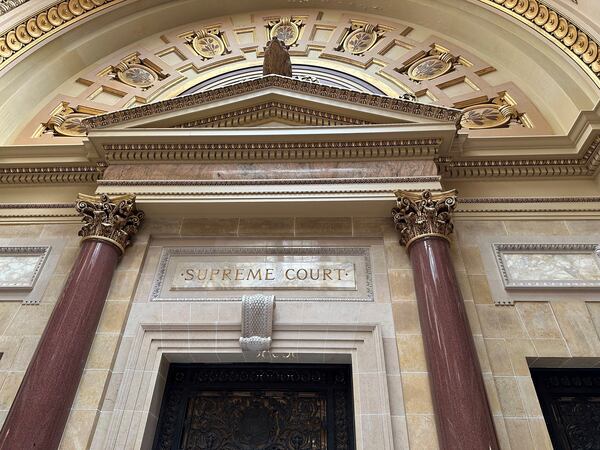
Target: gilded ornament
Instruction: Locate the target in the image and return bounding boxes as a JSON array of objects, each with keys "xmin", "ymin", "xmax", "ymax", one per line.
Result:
[
  {"xmin": 191, "ymin": 29, "xmax": 225, "ymax": 59},
  {"xmin": 68, "ymin": 0, "xmax": 84, "ymax": 16},
  {"xmin": 573, "ymin": 32, "xmax": 589, "ymax": 55},
  {"xmin": 269, "ymin": 17, "xmax": 301, "ymax": 46},
  {"xmin": 343, "ymin": 24, "xmax": 378, "ymax": 55},
  {"xmin": 47, "ymin": 7, "xmax": 63, "ymax": 26},
  {"xmin": 514, "ymin": 0, "xmax": 528, "ymax": 15},
  {"xmin": 584, "ymin": 41, "xmax": 598, "ymax": 65},
  {"xmin": 460, "ymin": 102, "xmax": 517, "ymax": 129},
  {"xmin": 0, "ymin": 39, "xmax": 10, "ymax": 58},
  {"xmin": 504, "ymin": 0, "xmax": 517, "ymax": 8},
  {"xmin": 6, "ymin": 32, "xmax": 21, "ymax": 51},
  {"xmin": 57, "ymin": 2, "xmax": 74, "ymax": 20},
  {"xmin": 407, "ymin": 52, "xmax": 454, "ymax": 81},
  {"xmin": 564, "ymin": 24, "xmax": 578, "ymax": 47},
  {"xmin": 26, "ymin": 18, "xmax": 42, "ymax": 38},
  {"xmin": 16, "ymin": 24, "xmax": 31, "ymax": 44},
  {"xmin": 115, "ymin": 60, "xmax": 158, "ymax": 88},
  {"xmin": 391, "ymin": 190, "xmax": 457, "ymax": 249},
  {"xmin": 544, "ymin": 11, "xmax": 559, "ymax": 33},
  {"xmin": 80, "ymin": 0, "xmax": 94, "ymax": 11},
  {"xmin": 534, "ymin": 5, "xmax": 549, "ymax": 26},
  {"xmin": 53, "ymin": 113, "xmax": 90, "ymax": 137},
  {"xmin": 36, "ymin": 13, "xmax": 52, "ymax": 32},
  {"xmin": 76, "ymin": 193, "xmax": 144, "ymax": 254},
  {"xmin": 525, "ymin": 0, "xmax": 539, "ymax": 20}
]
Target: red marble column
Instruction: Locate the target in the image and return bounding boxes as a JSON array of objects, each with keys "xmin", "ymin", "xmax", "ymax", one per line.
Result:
[
  {"xmin": 0, "ymin": 194, "xmax": 143, "ymax": 450},
  {"xmin": 392, "ymin": 190, "xmax": 499, "ymax": 450}
]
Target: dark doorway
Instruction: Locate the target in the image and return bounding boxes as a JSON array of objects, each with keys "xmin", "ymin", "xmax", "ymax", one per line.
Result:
[
  {"xmin": 531, "ymin": 368, "xmax": 600, "ymax": 450},
  {"xmin": 153, "ymin": 363, "xmax": 356, "ymax": 450}
]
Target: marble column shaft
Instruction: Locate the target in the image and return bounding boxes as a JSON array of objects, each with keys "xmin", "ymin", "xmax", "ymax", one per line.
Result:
[
  {"xmin": 0, "ymin": 194, "xmax": 143, "ymax": 450},
  {"xmin": 393, "ymin": 190, "xmax": 499, "ymax": 450}
]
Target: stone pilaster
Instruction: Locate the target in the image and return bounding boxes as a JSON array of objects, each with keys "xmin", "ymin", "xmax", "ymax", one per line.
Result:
[
  {"xmin": 392, "ymin": 190, "xmax": 499, "ymax": 450},
  {"xmin": 0, "ymin": 194, "xmax": 143, "ymax": 450}
]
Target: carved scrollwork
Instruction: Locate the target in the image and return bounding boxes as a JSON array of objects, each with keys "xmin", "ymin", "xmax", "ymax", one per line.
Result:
[
  {"xmin": 44, "ymin": 103, "xmax": 104, "ymax": 137},
  {"xmin": 399, "ymin": 49, "xmax": 460, "ymax": 81},
  {"xmin": 76, "ymin": 193, "xmax": 144, "ymax": 254},
  {"xmin": 391, "ymin": 189, "xmax": 458, "ymax": 248}
]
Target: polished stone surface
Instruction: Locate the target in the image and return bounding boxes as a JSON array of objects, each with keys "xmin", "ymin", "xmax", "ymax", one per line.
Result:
[
  {"xmin": 103, "ymin": 160, "xmax": 437, "ymax": 181},
  {"xmin": 409, "ymin": 236, "xmax": 499, "ymax": 450},
  {"xmin": 0, "ymin": 240, "xmax": 120, "ymax": 450}
]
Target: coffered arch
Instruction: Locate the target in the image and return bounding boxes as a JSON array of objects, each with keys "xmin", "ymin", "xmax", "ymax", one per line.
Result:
[{"xmin": 0, "ymin": 0, "xmax": 598, "ymax": 147}]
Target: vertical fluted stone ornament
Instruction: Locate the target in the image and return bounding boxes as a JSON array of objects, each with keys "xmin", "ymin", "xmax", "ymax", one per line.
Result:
[
  {"xmin": 392, "ymin": 190, "xmax": 499, "ymax": 450},
  {"xmin": 0, "ymin": 194, "xmax": 143, "ymax": 450}
]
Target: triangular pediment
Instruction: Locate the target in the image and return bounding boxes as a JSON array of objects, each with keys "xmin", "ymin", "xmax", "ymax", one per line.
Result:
[{"xmin": 84, "ymin": 75, "xmax": 461, "ymax": 131}]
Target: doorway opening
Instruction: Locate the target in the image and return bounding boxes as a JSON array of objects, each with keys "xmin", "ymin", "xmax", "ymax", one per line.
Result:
[{"xmin": 153, "ymin": 363, "xmax": 356, "ymax": 450}]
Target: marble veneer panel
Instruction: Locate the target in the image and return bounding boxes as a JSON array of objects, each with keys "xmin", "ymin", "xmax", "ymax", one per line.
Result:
[
  {"xmin": 102, "ymin": 160, "xmax": 438, "ymax": 181},
  {"xmin": 479, "ymin": 236, "xmax": 600, "ymax": 305},
  {"xmin": 0, "ymin": 239, "xmax": 65, "ymax": 304}
]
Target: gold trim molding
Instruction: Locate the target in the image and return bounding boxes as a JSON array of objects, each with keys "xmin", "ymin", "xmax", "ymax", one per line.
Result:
[
  {"xmin": 479, "ymin": 0, "xmax": 600, "ymax": 88},
  {"xmin": 0, "ymin": 0, "xmax": 128, "ymax": 72}
]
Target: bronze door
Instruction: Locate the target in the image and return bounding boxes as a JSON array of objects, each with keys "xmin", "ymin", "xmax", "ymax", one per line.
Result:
[
  {"xmin": 531, "ymin": 368, "xmax": 600, "ymax": 450},
  {"xmin": 153, "ymin": 364, "xmax": 355, "ymax": 450}
]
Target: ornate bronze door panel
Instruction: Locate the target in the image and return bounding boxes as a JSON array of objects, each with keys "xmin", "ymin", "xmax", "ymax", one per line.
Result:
[
  {"xmin": 531, "ymin": 368, "xmax": 600, "ymax": 450},
  {"xmin": 153, "ymin": 364, "xmax": 355, "ymax": 450}
]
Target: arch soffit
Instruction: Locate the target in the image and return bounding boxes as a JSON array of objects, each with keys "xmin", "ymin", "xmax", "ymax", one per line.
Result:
[{"xmin": 0, "ymin": 1, "xmax": 597, "ymax": 144}]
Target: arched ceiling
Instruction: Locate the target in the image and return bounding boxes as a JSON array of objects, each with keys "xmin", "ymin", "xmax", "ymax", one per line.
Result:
[{"xmin": 0, "ymin": 0, "xmax": 598, "ymax": 148}]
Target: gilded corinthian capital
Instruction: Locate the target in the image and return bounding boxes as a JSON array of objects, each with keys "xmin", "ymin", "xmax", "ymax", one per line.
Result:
[
  {"xmin": 76, "ymin": 193, "xmax": 144, "ymax": 254},
  {"xmin": 391, "ymin": 190, "xmax": 457, "ymax": 249}
]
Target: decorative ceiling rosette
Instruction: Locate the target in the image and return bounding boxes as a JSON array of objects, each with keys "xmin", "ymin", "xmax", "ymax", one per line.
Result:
[
  {"xmin": 266, "ymin": 16, "xmax": 304, "ymax": 47},
  {"xmin": 187, "ymin": 28, "xmax": 227, "ymax": 60},
  {"xmin": 460, "ymin": 97, "xmax": 520, "ymax": 130},
  {"xmin": 337, "ymin": 22, "xmax": 384, "ymax": 55},
  {"xmin": 111, "ymin": 55, "xmax": 164, "ymax": 89}
]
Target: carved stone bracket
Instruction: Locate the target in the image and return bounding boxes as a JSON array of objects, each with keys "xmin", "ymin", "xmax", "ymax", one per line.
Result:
[
  {"xmin": 76, "ymin": 193, "xmax": 144, "ymax": 255},
  {"xmin": 392, "ymin": 189, "xmax": 457, "ymax": 249},
  {"xmin": 239, "ymin": 294, "xmax": 275, "ymax": 352}
]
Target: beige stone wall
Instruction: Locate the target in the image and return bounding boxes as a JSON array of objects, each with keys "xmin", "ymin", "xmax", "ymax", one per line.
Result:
[{"xmin": 1, "ymin": 218, "xmax": 599, "ymax": 449}]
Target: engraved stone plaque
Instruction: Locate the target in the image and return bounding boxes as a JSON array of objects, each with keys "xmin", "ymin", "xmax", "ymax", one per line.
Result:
[{"xmin": 151, "ymin": 246, "xmax": 373, "ymax": 302}]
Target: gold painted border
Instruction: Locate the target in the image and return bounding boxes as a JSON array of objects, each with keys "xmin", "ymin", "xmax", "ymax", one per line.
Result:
[
  {"xmin": 0, "ymin": 0, "xmax": 129, "ymax": 72},
  {"xmin": 478, "ymin": 0, "xmax": 600, "ymax": 88}
]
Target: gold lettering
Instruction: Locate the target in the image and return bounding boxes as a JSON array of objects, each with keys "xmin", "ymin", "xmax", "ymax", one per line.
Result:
[
  {"xmin": 323, "ymin": 268, "xmax": 332, "ymax": 280},
  {"xmin": 285, "ymin": 268, "xmax": 295, "ymax": 280},
  {"xmin": 335, "ymin": 268, "xmax": 344, "ymax": 280},
  {"xmin": 210, "ymin": 269, "xmax": 220, "ymax": 281},
  {"xmin": 184, "ymin": 269, "xmax": 195, "ymax": 281},
  {"xmin": 235, "ymin": 269, "xmax": 244, "ymax": 280},
  {"xmin": 222, "ymin": 269, "xmax": 231, "ymax": 280},
  {"xmin": 265, "ymin": 268, "xmax": 275, "ymax": 280},
  {"xmin": 309, "ymin": 269, "xmax": 320, "ymax": 280}
]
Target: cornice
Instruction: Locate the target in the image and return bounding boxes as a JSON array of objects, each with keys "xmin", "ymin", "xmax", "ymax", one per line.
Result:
[
  {"xmin": 84, "ymin": 75, "xmax": 461, "ymax": 129},
  {"xmin": 0, "ymin": 164, "xmax": 103, "ymax": 183},
  {"xmin": 438, "ymin": 134, "xmax": 600, "ymax": 178},
  {"xmin": 101, "ymin": 138, "xmax": 443, "ymax": 163}
]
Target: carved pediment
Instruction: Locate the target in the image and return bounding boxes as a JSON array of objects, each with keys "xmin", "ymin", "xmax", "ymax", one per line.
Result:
[{"xmin": 84, "ymin": 75, "xmax": 460, "ymax": 131}]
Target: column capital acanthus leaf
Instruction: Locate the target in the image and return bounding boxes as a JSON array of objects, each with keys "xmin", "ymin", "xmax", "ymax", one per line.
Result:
[
  {"xmin": 391, "ymin": 189, "xmax": 457, "ymax": 249},
  {"xmin": 76, "ymin": 193, "xmax": 145, "ymax": 254}
]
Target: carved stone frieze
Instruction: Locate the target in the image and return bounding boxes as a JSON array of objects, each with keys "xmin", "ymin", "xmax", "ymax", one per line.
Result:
[
  {"xmin": 239, "ymin": 294, "xmax": 275, "ymax": 352},
  {"xmin": 460, "ymin": 96, "xmax": 521, "ymax": 130},
  {"xmin": 75, "ymin": 193, "xmax": 144, "ymax": 254},
  {"xmin": 392, "ymin": 189, "xmax": 458, "ymax": 248},
  {"xmin": 45, "ymin": 104, "xmax": 105, "ymax": 137}
]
